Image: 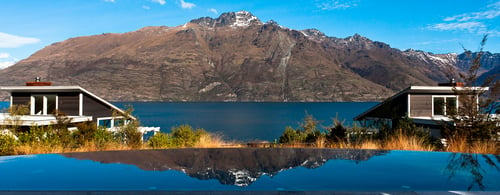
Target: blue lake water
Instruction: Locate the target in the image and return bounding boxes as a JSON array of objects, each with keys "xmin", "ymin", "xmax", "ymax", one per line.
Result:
[
  {"xmin": 115, "ymin": 102, "xmax": 378, "ymax": 141},
  {"xmin": 0, "ymin": 101, "xmax": 377, "ymax": 141},
  {"xmin": 0, "ymin": 149, "xmax": 498, "ymax": 192}
]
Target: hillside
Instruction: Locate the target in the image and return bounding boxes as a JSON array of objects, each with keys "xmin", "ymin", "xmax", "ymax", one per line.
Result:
[{"xmin": 0, "ymin": 11, "xmax": 495, "ymax": 102}]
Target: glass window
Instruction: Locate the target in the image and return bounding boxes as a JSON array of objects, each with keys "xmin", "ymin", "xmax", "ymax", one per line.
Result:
[
  {"xmin": 433, "ymin": 97, "xmax": 444, "ymax": 115},
  {"xmin": 433, "ymin": 96, "xmax": 457, "ymax": 116},
  {"xmin": 32, "ymin": 95, "xmax": 57, "ymax": 115},
  {"xmin": 34, "ymin": 95, "xmax": 44, "ymax": 115},
  {"xmin": 46, "ymin": 95, "xmax": 56, "ymax": 114},
  {"xmin": 114, "ymin": 119, "xmax": 125, "ymax": 127},
  {"xmin": 98, "ymin": 119, "xmax": 112, "ymax": 128},
  {"xmin": 446, "ymin": 97, "xmax": 457, "ymax": 116}
]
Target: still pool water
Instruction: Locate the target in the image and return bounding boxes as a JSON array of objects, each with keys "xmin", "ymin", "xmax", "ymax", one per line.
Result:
[{"xmin": 0, "ymin": 149, "xmax": 498, "ymax": 192}]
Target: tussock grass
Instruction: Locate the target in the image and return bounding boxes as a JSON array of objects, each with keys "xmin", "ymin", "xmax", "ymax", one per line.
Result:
[
  {"xmin": 13, "ymin": 141, "xmax": 139, "ymax": 155},
  {"xmin": 72, "ymin": 141, "xmax": 134, "ymax": 152},
  {"xmin": 355, "ymin": 140, "xmax": 379, "ymax": 150},
  {"xmin": 280, "ymin": 129, "xmax": 436, "ymax": 152},
  {"xmin": 446, "ymin": 135, "xmax": 468, "ymax": 153},
  {"xmin": 381, "ymin": 129, "xmax": 434, "ymax": 151},
  {"xmin": 194, "ymin": 133, "xmax": 229, "ymax": 148},
  {"xmin": 15, "ymin": 144, "xmax": 65, "ymax": 155},
  {"xmin": 328, "ymin": 142, "xmax": 349, "ymax": 149},
  {"xmin": 447, "ymin": 135, "xmax": 499, "ymax": 154},
  {"xmin": 314, "ymin": 137, "xmax": 327, "ymax": 148},
  {"xmin": 470, "ymin": 141, "xmax": 499, "ymax": 155}
]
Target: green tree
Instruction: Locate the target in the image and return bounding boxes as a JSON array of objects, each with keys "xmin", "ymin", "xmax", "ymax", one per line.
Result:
[
  {"xmin": 278, "ymin": 126, "xmax": 303, "ymax": 144},
  {"xmin": 445, "ymin": 35, "xmax": 500, "ymax": 141},
  {"xmin": 327, "ymin": 119, "xmax": 347, "ymax": 143},
  {"xmin": 300, "ymin": 115, "xmax": 323, "ymax": 143},
  {"xmin": 120, "ymin": 120, "xmax": 143, "ymax": 149},
  {"xmin": 278, "ymin": 114, "xmax": 325, "ymax": 145},
  {"xmin": 112, "ymin": 105, "xmax": 143, "ymax": 148}
]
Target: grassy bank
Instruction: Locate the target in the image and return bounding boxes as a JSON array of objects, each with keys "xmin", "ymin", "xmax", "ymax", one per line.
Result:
[
  {"xmin": 275, "ymin": 115, "xmax": 499, "ymax": 154},
  {"xmin": 1, "ymin": 118, "xmax": 498, "ymax": 156},
  {"xmin": 0, "ymin": 123, "xmax": 240, "ymax": 156},
  {"xmin": 274, "ymin": 133, "xmax": 498, "ymax": 154}
]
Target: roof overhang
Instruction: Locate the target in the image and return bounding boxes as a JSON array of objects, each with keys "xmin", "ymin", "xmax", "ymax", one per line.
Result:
[
  {"xmin": 353, "ymin": 86, "xmax": 410, "ymax": 121},
  {"xmin": 406, "ymin": 86, "xmax": 488, "ymax": 94},
  {"xmin": 0, "ymin": 86, "xmax": 83, "ymax": 93}
]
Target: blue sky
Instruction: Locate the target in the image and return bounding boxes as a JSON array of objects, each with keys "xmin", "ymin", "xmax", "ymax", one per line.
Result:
[{"xmin": 1, "ymin": 0, "xmax": 499, "ymax": 69}]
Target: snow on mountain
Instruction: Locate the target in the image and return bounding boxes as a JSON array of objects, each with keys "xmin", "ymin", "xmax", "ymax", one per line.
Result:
[
  {"xmin": 300, "ymin": 29, "xmax": 328, "ymax": 42},
  {"xmin": 189, "ymin": 10, "xmax": 262, "ymax": 29},
  {"xmin": 228, "ymin": 169, "xmax": 257, "ymax": 187},
  {"xmin": 403, "ymin": 49, "xmax": 457, "ymax": 67},
  {"xmin": 230, "ymin": 11, "xmax": 260, "ymax": 27}
]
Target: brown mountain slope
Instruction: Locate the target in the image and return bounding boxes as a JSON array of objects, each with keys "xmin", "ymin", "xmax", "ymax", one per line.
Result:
[{"xmin": 0, "ymin": 11, "xmax": 449, "ymax": 102}]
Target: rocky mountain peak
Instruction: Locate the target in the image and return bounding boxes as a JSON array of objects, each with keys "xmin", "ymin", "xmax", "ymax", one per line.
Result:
[
  {"xmin": 403, "ymin": 49, "xmax": 458, "ymax": 68},
  {"xmin": 347, "ymin": 33, "xmax": 370, "ymax": 42},
  {"xmin": 301, "ymin": 29, "xmax": 326, "ymax": 38},
  {"xmin": 299, "ymin": 28, "xmax": 327, "ymax": 42},
  {"xmin": 190, "ymin": 11, "xmax": 262, "ymax": 28},
  {"xmin": 230, "ymin": 11, "xmax": 262, "ymax": 27},
  {"xmin": 457, "ymin": 51, "xmax": 500, "ymax": 72},
  {"xmin": 265, "ymin": 19, "xmax": 279, "ymax": 26},
  {"xmin": 340, "ymin": 33, "xmax": 376, "ymax": 49}
]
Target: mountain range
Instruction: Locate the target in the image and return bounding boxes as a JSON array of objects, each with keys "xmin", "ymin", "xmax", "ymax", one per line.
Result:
[{"xmin": 0, "ymin": 11, "xmax": 498, "ymax": 102}]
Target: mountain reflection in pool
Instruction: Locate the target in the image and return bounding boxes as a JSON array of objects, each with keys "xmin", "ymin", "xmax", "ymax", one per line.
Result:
[{"xmin": 0, "ymin": 148, "xmax": 499, "ymax": 192}]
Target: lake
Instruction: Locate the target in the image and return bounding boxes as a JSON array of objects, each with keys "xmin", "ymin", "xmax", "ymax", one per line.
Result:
[
  {"xmin": 0, "ymin": 102, "xmax": 377, "ymax": 141},
  {"xmin": 0, "ymin": 149, "xmax": 499, "ymax": 192},
  {"xmin": 115, "ymin": 102, "xmax": 377, "ymax": 141}
]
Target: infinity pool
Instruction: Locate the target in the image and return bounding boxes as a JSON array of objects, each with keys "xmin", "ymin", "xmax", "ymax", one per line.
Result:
[{"xmin": 0, "ymin": 148, "xmax": 498, "ymax": 193}]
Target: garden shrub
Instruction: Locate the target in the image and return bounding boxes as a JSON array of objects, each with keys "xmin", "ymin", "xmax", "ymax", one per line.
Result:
[
  {"xmin": 148, "ymin": 132, "xmax": 173, "ymax": 149},
  {"xmin": 0, "ymin": 134, "xmax": 17, "ymax": 155},
  {"xmin": 93, "ymin": 126, "xmax": 114, "ymax": 149},
  {"xmin": 120, "ymin": 121, "xmax": 143, "ymax": 149},
  {"xmin": 73, "ymin": 121, "xmax": 98, "ymax": 146},
  {"xmin": 18, "ymin": 126, "xmax": 50, "ymax": 145},
  {"xmin": 171, "ymin": 125, "xmax": 201, "ymax": 147}
]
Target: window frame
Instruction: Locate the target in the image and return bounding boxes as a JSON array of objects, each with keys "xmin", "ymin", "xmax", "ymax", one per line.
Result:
[
  {"xmin": 432, "ymin": 95, "xmax": 458, "ymax": 116},
  {"xmin": 97, "ymin": 116, "xmax": 130, "ymax": 129},
  {"xmin": 30, "ymin": 94, "xmax": 58, "ymax": 115}
]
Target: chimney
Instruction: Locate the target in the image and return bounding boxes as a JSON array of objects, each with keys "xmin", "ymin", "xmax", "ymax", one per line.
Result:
[
  {"xmin": 438, "ymin": 78, "xmax": 464, "ymax": 87},
  {"xmin": 26, "ymin": 77, "xmax": 52, "ymax": 86}
]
